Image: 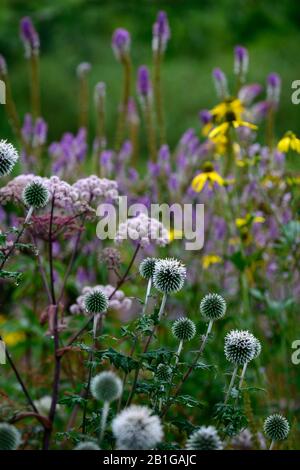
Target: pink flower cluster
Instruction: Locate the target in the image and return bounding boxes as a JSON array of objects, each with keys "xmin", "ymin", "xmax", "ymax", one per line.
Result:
[{"xmin": 115, "ymin": 213, "xmax": 170, "ymax": 247}]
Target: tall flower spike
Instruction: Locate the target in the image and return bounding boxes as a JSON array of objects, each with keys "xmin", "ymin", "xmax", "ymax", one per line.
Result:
[
  {"xmin": 212, "ymin": 68, "xmax": 228, "ymax": 99},
  {"xmin": 20, "ymin": 16, "xmax": 40, "ymax": 57},
  {"xmin": 153, "ymin": 258, "xmax": 186, "ymax": 294},
  {"xmin": 152, "ymin": 11, "xmax": 170, "ymax": 53},
  {"xmin": 0, "ymin": 140, "xmax": 19, "ymax": 177},
  {"xmin": 84, "ymin": 289, "xmax": 109, "ymax": 314},
  {"xmin": 137, "ymin": 66, "xmax": 152, "ymax": 101},
  {"xmin": 112, "ymin": 28, "xmax": 130, "ymax": 61},
  {"xmin": 112, "ymin": 405, "xmax": 163, "ymax": 450},
  {"xmin": 267, "ymin": 73, "xmax": 281, "ymax": 105},
  {"xmin": 186, "ymin": 426, "xmax": 223, "ymax": 450},
  {"xmin": 200, "ymin": 293, "xmax": 226, "ymax": 321},
  {"xmin": 0, "ymin": 423, "xmax": 21, "ymax": 450},
  {"xmin": 234, "ymin": 45, "xmax": 249, "ymax": 80}
]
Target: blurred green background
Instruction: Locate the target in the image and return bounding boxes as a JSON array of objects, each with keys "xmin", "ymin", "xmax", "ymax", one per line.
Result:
[{"xmin": 1, "ymin": 0, "xmax": 300, "ymax": 147}]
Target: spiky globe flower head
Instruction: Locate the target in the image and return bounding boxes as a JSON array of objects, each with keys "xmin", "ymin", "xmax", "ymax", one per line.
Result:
[
  {"xmin": 139, "ymin": 258, "xmax": 157, "ymax": 280},
  {"xmin": 155, "ymin": 363, "xmax": 172, "ymax": 382},
  {"xmin": 186, "ymin": 426, "xmax": 223, "ymax": 450},
  {"xmin": 264, "ymin": 414, "xmax": 290, "ymax": 442},
  {"xmin": 252, "ymin": 336, "xmax": 262, "ymax": 360},
  {"xmin": 172, "ymin": 317, "xmax": 196, "ymax": 341},
  {"xmin": 91, "ymin": 371, "xmax": 122, "ymax": 403},
  {"xmin": 0, "ymin": 423, "xmax": 21, "ymax": 450},
  {"xmin": 224, "ymin": 330, "xmax": 256, "ymax": 365},
  {"xmin": 22, "ymin": 180, "xmax": 50, "ymax": 209},
  {"xmin": 74, "ymin": 441, "xmax": 100, "ymax": 450},
  {"xmin": 112, "ymin": 405, "xmax": 163, "ymax": 450},
  {"xmin": 200, "ymin": 293, "xmax": 226, "ymax": 321},
  {"xmin": 153, "ymin": 258, "xmax": 186, "ymax": 294},
  {"xmin": 0, "ymin": 140, "xmax": 19, "ymax": 177},
  {"xmin": 84, "ymin": 288, "xmax": 109, "ymax": 314}
]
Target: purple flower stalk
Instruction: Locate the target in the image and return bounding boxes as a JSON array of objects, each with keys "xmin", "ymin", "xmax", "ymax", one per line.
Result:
[
  {"xmin": 234, "ymin": 45, "xmax": 249, "ymax": 79},
  {"xmin": 127, "ymin": 98, "xmax": 139, "ymax": 124},
  {"xmin": 20, "ymin": 17, "xmax": 40, "ymax": 57},
  {"xmin": 137, "ymin": 65, "xmax": 152, "ymax": 100},
  {"xmin": 94, "ymin": 82, "xmax": 106, "ymax": 102},
  {"xmin": 112, "ymin": 28, "xmax": 131, "ymax": 61},
  {"xmin": 238, "ymin": 83, "xmax": 262, "ymax": 105},
  {"xmin": 152, "ymin": 11, "xmax": 170, "ymax": 53},
  {"xmin": 33, "ymin": 118, "xmax": 47, "ymax": 147},
  {"xmin": 267, "ymin": 72, "xmax": 281, "ymax": 104},
  {"xmin": 0, "ymin": 54, "xmax": 7, "ymax": 75},
  {"xmin": 212, "ymin": 68, "xmax": 228, "ymax": 98}
]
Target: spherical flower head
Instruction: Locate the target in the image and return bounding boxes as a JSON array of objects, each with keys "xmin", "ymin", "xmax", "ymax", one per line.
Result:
[
  {"xmin": 91, "ymin": 371, "xmax": 122, "ymax": 403},
  {"xmin": 264, "ymin": 414, "xmax": 289, "ymax": 442},
  {"xmin": 153, "ymin": 258, "xmax": 186, "ymax": 294},
  {"xmin": 139, "ymin": 258, "xmax": 157, "ymax": 280},
  {"xmin": 224, "ymin": 330, "xmax": 255, "ymax": 365},
  {"xmin": 252, "ymin": 336, "xmax": 262, "ymax": 359},
  {"xmin": 112, "ymin": 405, "xmax": 163, "ymax": 450},
  {"xmin": 172, "ymin": 317, "xmax": 196, "ymax": 341},
  {"xmin": 112, "ymin": 28, "xmax": 130, "ymax": 60},
  {"xmin": 22, "ymin": 180, "xmax": 50, "ymax": 209},
  {"xmin": 186, "ymin": 426, "xmax": 223, "ymax": 450},
  {"xmin": 74, "ymin": 441, "xmax": 100, "ymax": 450},
  {"xmin": 0, "ymin": 423, "xmax": 21, "ymax": 450},
  {"xmin": 200, "ymin": 293, "xmax": 226, "ymax": 321},
  {"xmin": 156, "ymin": 363, "xmax": 172, "ymax": 382},
  {"xmin": 84, "ymin": 288, "xmax": 109, "ymax": 314},
  {"xmin": 137, "ymin": 66, "xmax": 152, "ymax": 99},
  {"xmin": 0, "ymin": 140, "xmax": 19, "ymax": 177}
]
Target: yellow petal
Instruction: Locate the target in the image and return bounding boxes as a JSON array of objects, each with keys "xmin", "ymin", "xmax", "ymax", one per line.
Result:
[
  {"xmin": 253, "ymin": 216, "xmax": 265, "ymax": 224},
  {"xmin": 277, "ymin": 137, "xmax": 290, "ymax": 153},
  {"xmin": 209, "ymin": 122, "xmax": 229, "ymax": 139},
  {"xmin": 191, "ymin": 173, "xmax": 207, "ymax": 192},
  {"xmin": 209, "ymin": 171, "xmax": 224, "ymax": 186}
]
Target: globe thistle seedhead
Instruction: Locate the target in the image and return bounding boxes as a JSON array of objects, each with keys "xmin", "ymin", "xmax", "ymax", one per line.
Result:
[
  {"xmin": 22, "ymin": 180, "xmax": 49, "ymax": 209},
  {"xmin": 84, "ymin": 288, "xmax": 109, "ymax": 314},
  {"xmin": 252, "ymin": 337, "xmax": 262, "ymax": 360},
  {"xmin": 264, "ymin": 414, "xmax": 289, "ymax": 442},
  {"xmin": 139, "ymin": 258, "xmax": 157, "ymax": 280},
  {"xmin": 172, "ymin": 317, "xmax": 196, "ymax": 341},
  {"xmin": 155, "ymin": 363, "xmax": 172, "ymax": 382},
  {"xmin": 186, "ymin": 426, "xmax": 223, "ymax": 450},
  {"xmin": 153, "ymin": 258, "xmax": 186, "ymax": 294},
  {"xmin": 91, "ymin": 371, "xmax": 122, "ymax": 403},
  {"xmin": 224, "ymin": 330, "xmax": 255, "ymax": 365},
  {"xmin": 0, "ymin": 423, "xmax": 21, "ymax": 450},
  {"xmin": 112, "ymin": 405, "xmax": 163, "ymax": 450},
  {"xmin": 200, "ymin": 293, "xmax": 226, "ymax": 321},
  {"xmin": 74, "ymin": 441, "xmax": 100, "ymax": 450},
  {"xmin": 0, "ymin": 140, "xmax": 19, "ymax": 177}
]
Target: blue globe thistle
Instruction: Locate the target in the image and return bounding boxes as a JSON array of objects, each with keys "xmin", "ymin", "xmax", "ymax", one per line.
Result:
[
  {"xmin": 22, "ymin": 180, "xmax": 50, "ymax": 209},
  {"xmin": 224, "ymin": 330, "xmax": 255, "ymax": 365},
  {"xmin": 186, "ymin": 426, "xmax": 223, "ymax": 450},
  {"xmin": 264, "ymin": 414, "xmax": 290, "ymax": 441},
  {"xmin": 155, "ymin": 363, "xmax": 172, "ymax": 381},
  {"xmin": 0, "ymin": 140, "xmax": 19, "ymax": 177},
  {"xmin": 139, "ymin": 258, "xmax": 157, "ymax": 280},
  {"xmin": 91, "ymin": 371, "xmax": 123, "ymax": 403},
  {"xmin": 153, "ymin": 258, "xmax": 186, "ymax": 294},
  {"xmin": 172, "ymin": 317, "xmax": 196, "ymax": 341},
  {"xmin": 200, "ymin": 293, "xmax": 226, "ymax": 321},
  {"xmin": 0, "ymin": 423, "xmax": 21, "ymax": 450},
  {"xmin": 84, "ymin": 289, "xmax": 109, "ymax": 314},
  {"xmin": 74, "ymin": 441, "xmax": 100, "ymax": 450}
]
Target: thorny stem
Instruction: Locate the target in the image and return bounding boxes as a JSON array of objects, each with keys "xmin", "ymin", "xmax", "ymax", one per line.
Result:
[
  {"xmin": 224, "ymin": 365, "xmax": 238, "ymax": 405},
  {"xmin": 126, "ymin": 293, "xmax": 168, "ymax": 407},
  {"xmin": 0, "ymin": 206, "xmax": 34, "ymax": 270},
  {"xmin": 162, "ymin": 319, "xmax": 213, "ymax": 417}
]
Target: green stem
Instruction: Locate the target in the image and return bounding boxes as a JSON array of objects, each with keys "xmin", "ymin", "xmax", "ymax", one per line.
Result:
[
  {"xmin": 114, "ymin": 54, "xmax": 131, "ymax": 151},
  {"xmin": 224, "ymin": 365, "xmax": 238, "ymax": 404}
]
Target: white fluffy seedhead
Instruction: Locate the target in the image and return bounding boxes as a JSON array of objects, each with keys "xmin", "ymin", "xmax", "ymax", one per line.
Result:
[
  {"xmin": 186, "ymin": 425, "xmax": 223, "ymax": 450},
  {"xmin": 91, "ymin": 371, "xmax": 122, "ymax": 403},
  {"xmin": 112, "ymin": 405, "xmax": 163, "ymax": 450}
]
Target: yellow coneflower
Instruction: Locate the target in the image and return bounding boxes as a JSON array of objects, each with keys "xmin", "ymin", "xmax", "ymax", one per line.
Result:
[
  {"xmin": 277, "ymin": 131, "xmax": 300, "ymax": 154},
  {"xmin": 209, "ymin": 98, "xmax": 257, "ymax": 139},
  {"xmin": 202, "ymin": 254, "xmax": 222, "ymax": 269},
  {"xmin": 235, "ymin": 214, "xmax": 265, "ymax": 228},
  {"xmin": 191, "ymin": 162, "xmax": 224, "ymax": 193}
]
